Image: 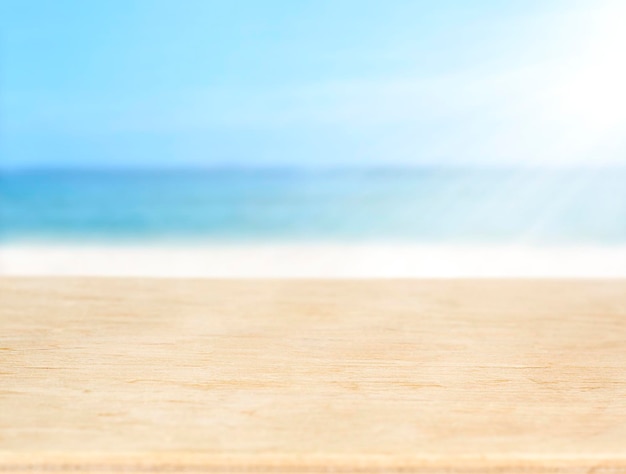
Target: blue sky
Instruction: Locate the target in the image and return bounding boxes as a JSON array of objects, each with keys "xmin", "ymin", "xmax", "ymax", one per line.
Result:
[{"xmin": 2, "ymin": 0, "xmax": 625, "ymax": 169}]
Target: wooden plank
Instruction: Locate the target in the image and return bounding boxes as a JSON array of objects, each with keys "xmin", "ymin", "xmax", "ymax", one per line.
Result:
[{"xmin": 1, "ymin": 278, "xmax": 626, "ymax": 473}]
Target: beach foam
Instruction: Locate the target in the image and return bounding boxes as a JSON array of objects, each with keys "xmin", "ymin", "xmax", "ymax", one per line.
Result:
[{"xmin": 1, "ymin": 243, "xmax": 625, "ymax": 277}]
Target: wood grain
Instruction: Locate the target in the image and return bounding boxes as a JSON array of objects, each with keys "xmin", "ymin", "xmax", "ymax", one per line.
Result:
[{"xmin": 1, "ymin": 278, "xmax": 626, "ymax": 473}]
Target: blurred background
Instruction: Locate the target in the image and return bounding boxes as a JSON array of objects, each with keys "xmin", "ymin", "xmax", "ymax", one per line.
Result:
[{"xmin": 1, "ymin": 0, "xmax": 625, "ymax": 276}]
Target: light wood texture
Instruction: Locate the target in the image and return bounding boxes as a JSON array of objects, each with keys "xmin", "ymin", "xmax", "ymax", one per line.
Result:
[{"xmin": 1, "ymin": 278, "xmax": 626, "ymax": 473}]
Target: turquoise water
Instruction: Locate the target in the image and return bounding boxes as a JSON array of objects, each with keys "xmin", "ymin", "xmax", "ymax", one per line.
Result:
[{"xmin": 1, "ymin": 168, "xmax": 625, "ymax": 244}]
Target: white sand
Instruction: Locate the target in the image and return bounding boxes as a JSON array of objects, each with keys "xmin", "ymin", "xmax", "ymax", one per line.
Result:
[{"xmin": 1, "ymin": 243, "xmax": 625, "ymax": 277}]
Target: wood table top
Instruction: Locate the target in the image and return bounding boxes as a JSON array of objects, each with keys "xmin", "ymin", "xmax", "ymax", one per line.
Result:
[{"xmin": 1, "ymin": 278, "xmax": 626, "ymax": 473}]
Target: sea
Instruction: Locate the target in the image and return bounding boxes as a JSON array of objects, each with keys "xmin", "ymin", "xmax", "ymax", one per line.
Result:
[{"xmin": 1, "ymin": 167, "xmax": 625, "ymax": 245}]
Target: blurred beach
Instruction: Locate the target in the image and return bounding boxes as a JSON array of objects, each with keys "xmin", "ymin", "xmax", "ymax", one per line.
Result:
[
  {"xmin": 4, "ymin": 0, "xmax": 626, "ymax": 278},
  {"xmin": 1, "ymin": 167, "xmax": 625, "ymax": 277}
]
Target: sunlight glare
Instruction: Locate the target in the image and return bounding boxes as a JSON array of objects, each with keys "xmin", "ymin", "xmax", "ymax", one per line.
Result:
[{"xmin": 555, "ymin": 1, "xmax": 626, "ymax": 131}]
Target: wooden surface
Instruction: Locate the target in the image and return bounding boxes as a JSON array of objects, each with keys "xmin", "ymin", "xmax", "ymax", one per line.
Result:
[{"xmin": 1, "ymin": 278, "xmax": 626, "ymax": 473}]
